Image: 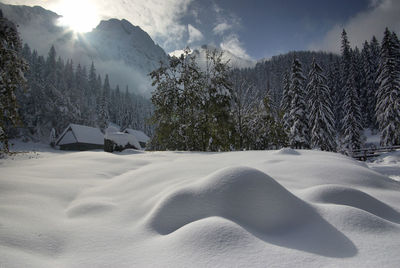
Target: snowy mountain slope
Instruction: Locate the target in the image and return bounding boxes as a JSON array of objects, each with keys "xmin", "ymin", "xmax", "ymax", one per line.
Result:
[
  {"xmin": 0, "ymin": 3, "xmax": 64, "ymax": 52},
  {"xmin": 0, "ymin": 3, "xmax": 168, "ymax": 95},
  {"xmin": 1, "ymin": 147, "xmax": 400, "ymax": 267}
]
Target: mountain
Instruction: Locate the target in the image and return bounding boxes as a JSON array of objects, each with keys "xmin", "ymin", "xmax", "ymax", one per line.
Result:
[{"xmin": 0, "ymin": 2, "xmax": 168, "ymax": 96}]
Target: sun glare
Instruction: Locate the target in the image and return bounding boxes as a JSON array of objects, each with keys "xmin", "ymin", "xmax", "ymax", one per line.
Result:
[{"xmin": 54, "ymin": 0, "xmax": 100, "ymax": 33}]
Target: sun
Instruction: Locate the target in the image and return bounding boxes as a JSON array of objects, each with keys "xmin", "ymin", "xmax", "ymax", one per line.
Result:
[{"xmin": 54, "ymin": 0, "xmax": 100, "ymax": 33}]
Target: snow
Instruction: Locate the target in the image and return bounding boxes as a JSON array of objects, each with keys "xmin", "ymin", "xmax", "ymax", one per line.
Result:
[
  {"xmin": 1, "ymin": 146, "xmax": 400, "ymax": 267},
  {"xmin": 57, "ymin": 130, "xmax": 76, "ymax": 145},
  {"xmin": 105, "ymin": 126, "xmax": 120, "ymax": 134},
  {"xmin": 56, "ymin": 124, "xmax": 104, "ymax": 145},
  {"xmin": 368, "ymin": 150, "xmax": 400, "ymax": 182},
  {"xmin": 105, "ymin": 131, "xmax": 141, "ymax": 149},
  {"xmin": 124, "ymin": 128, "xmax": 150, "ymax": 143}
]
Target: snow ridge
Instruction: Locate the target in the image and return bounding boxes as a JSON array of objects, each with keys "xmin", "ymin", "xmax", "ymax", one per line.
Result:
[{"xmin": 147, "ymin": 166, "xmax": 314, "ymax": 235}]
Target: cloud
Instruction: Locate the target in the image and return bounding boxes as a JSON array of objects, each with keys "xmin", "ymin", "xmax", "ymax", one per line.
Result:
[
  {"xmin": 188, "ymin": 24, "xmax": 203, "ymax": 43},
  {"xmin": 310, "ymin": 0, "xmax": 400, "ymax": 53},
  {"xmin": 220, "ymin": 34, "xmax": 252, "ymax": 61},
  {"xmin": 213, "ymin": 22, "xmax": 231, "ymax": 35},
  {"xmin": 2, "ymin": 0, "xmax": 192, "ymax": 52}
]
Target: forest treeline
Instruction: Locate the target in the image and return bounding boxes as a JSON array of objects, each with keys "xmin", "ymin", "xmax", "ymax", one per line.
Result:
[{"xmin": 149, "ymin": 28, "xmax": 400, "ymax": 152}]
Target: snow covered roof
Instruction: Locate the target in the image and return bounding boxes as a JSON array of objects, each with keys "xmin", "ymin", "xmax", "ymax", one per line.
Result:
[
  {"xmin": 56, "ymin": 124, "xmax": 104, "ymax": 146},
  {"xmin": 105, "ymin": 132, "xmax": 141, "ymax": 150},
  {"xmin": 124, "ymin": 128, "xmax": 150, "ymax": 143}
]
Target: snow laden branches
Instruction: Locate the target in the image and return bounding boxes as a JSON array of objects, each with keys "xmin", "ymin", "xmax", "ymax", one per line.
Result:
[
  {"xmin": 0, "ymin": 10, "xmax": 28, "ymax": 153},
  {"xmin": 281, "ymin": 57, "xmax": 336, "ymax": 151},
  {"xmin": 375, "ymin": 28, "xmax": 400, "ymax": 146},
  {"xmin": 287, "ymin": 58, "xmax": 309, "ymax": 149},
  {"xmin": 231, "ymin": 75, "xmax": 286, "ymax": 150},
  {"xmin": 307, "ymin": 59, "xmax": 336, "ymax": 151},
  {"xmin": 340, "ymin": 30, "xmax": 362, "ymax": 151}
]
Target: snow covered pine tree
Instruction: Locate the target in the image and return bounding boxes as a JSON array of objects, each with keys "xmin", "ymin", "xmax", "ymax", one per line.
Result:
[
  {"xmin": 0, "ymin": 10, "xmax": 28, "ymax": 153},
  {"xmin": 340, "ymin": 30, "xmax": 362, "ymax": 152},
  {"xmin": 288, "ymin": 57, "xmax": 309, "ymax": 149},
  {"xmin": 307, "ymin": 58, "xmax": 337, "ymax": 151},
  {"xmin": 375, "ymin": 28, "xmax": 400, "ymax": 146}
]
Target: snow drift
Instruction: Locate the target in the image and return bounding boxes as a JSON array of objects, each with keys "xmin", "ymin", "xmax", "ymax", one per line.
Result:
[
  {"xmin": 1, "ymin": 146, "xmax": 400, "ymax": 267},
  {"xmin": 148, "ymin": 166, "xmax": 314, "ymax": 235}
]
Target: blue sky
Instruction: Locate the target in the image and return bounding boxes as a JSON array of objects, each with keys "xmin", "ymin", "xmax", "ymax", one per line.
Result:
[
  {"xmin": 175, "ymin": 0, "xmax": 395, "ymax": 60},
  {"xmin": 209, "ymin": 0, "xmax": 368, "ymax": 59},
  {"xmin": 5, "ymin": 0, "xmax": 400, "ymax": 60}
]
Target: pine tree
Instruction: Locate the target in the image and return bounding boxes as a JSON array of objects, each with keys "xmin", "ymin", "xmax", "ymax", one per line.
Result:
[
  {"xmin": 362, "ymin": 39, "xmax": 380, "ymax": 129},
  {"xmin": 327, "ymin": 57, "xmax": 341, "ymax": 132},
  {"xmin": 342, "ymin": 53, "xmax": 363, "ymax": 151},
  {"xmin": 375, "ymin": 28, "xmax": 400, "ymax": 146},
  {"xmin": 98, "ymin": 75, "xmax": 110, "ymax": 131},
  {"xmin": 288, "ymin": 58, "xmax": 309, "ymax": 149},
  {"xmin": 338, "ymin": 29, "xmax": 352, "ymax": 133},
  {"xmin": 353, "ymin": 47, "xmax": 368, "ymax": 127},
  {"xmin": 307, "ymin": 58, "xmax": 336, "ymax": 151},
  {"xmin": 281, "ymin": 71, "xmax": 292, "ymax": 134},
  {"xmin": 0, "ymin": 11, "xmax": 28, "ymax": 152}
]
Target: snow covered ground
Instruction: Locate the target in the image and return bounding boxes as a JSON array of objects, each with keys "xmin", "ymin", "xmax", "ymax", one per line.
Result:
[
  {"xmin": 368, "ymin": 151, "xmax": 400, "ymax": 182},
  {"xmin": 1, "ymin": 142, "xmax": 400, "ymax": 267}
]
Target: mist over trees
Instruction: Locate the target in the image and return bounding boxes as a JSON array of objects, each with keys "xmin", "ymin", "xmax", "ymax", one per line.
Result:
[{"xmin": 12, "ymin": 44, "xmax": 153, "ymax": 142}]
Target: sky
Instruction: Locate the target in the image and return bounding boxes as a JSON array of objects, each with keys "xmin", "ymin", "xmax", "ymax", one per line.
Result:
[{"xmin": 3, "ymin": 0, "xmax": 400, "ymax": 60}]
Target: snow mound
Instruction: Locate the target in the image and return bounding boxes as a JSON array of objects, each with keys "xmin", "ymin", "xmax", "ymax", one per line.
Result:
[
  {"xmin": 147, "ymin": 166, "xmax": 313, "ymax": 235},
  {"xmin": 304, "ymin": 185, "xmax": 400, "ymax": 224},
  {"xmin": 66, "ymin": 198, "xmax": 116, "ymax": 218},
  {"xmin": 275, "ymin": 147, "xmax": 300, "ymax": 155},
  {"xmin": 115, "ymin": 149, "xmax": 145, "ymax": 155}
]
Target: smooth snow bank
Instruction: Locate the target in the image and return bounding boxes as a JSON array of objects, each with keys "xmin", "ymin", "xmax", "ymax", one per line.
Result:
[
  {"xmin": 1, "ymin": 149, "xmax": 400, "ymax": 267},
  {"xmin": 148, "ymin": 166, "xmax": 313, "ymax": 235},
  {"xmin": 275, "ymin": 147, "xmax": 300, "ymax": 155},
  {"xmin": 303, "ymin": 184, "xmax": 400, "ymax": 224}
]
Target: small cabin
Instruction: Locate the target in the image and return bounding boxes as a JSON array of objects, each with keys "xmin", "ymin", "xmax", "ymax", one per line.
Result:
[
  {"xmin": 123, "ymin": 128, "xmax": 150, "ymax": 149},
  {"xmin": 104, "ymin": 131, "xmax": 141, "ymax": 152},
  {"xmin": 55, "ymin": 124, "xmax": 104, "ymax": 151}
]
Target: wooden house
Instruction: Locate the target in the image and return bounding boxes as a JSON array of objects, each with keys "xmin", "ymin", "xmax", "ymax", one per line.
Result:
[{"xmin": 55, "ymin": 124, "xmax": 104, "ymax": 151}]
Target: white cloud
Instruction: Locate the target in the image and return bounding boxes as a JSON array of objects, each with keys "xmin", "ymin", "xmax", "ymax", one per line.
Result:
[
  {"xmin": 213, "ymin": 22, "xmax": 231, "ymax": 35},
  {"xmin": 188, "ymin": 24, "xmax": 203, "ymax": 43},
  {"xmin": 310, "ymin": 0, "xmax": 400, "ymax": 53},
  {"xmin": 2, "ymin": 0, "xmax": 192, "ymax": 51},
  {"xmin": 220, "ymin": 34, "xmax": 252, "ymax": 61}
]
